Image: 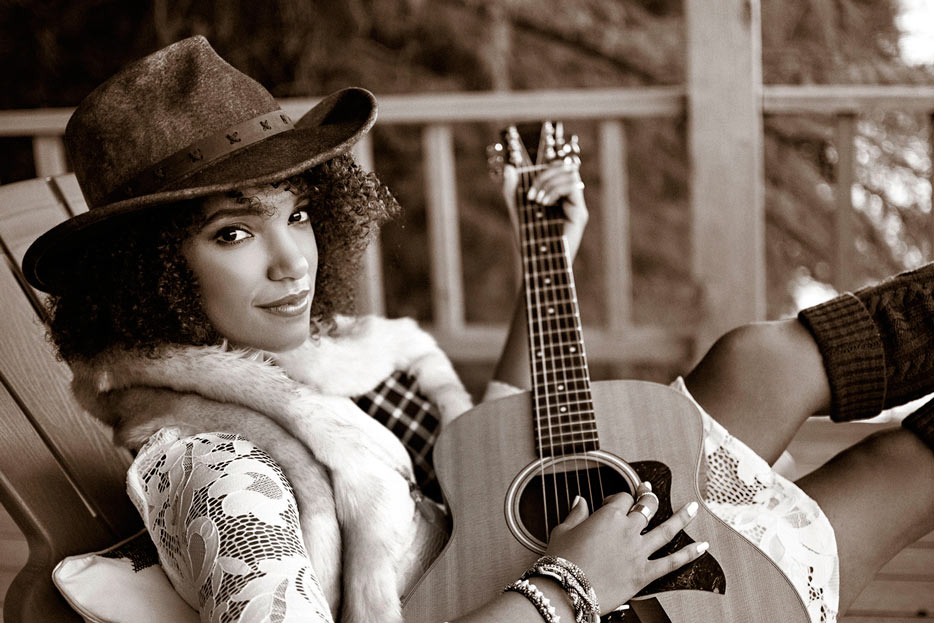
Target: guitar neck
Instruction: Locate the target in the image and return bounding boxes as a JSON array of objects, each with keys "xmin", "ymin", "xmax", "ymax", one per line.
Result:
[{"xmin": 516, "ymin": 167, "xmax": 599, "ymax": 457}]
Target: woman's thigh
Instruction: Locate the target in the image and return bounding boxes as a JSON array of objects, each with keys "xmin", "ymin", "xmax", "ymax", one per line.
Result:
[
  {"xmin": 685, "ymin": 319, "xmax": 830, "ymax": 465},
  {"xmin": 794, "ymin": 427, "xmax": 934, "ymax": 611}
]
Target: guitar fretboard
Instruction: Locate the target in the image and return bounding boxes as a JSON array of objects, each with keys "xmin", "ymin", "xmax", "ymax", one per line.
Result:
[{"xmin": 517, "ymin": 166, "xmax": 598, "ymax": 457}]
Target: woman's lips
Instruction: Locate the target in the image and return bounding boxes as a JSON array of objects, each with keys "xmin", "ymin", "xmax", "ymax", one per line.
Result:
[{"xmin": 259, "ymin": 291, "xmax": 310, "ymax": 317}]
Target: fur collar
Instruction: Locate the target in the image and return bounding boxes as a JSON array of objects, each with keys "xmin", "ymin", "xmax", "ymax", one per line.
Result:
[{"xmin": 71, "ymin": 315, "xmax": 472, "ymax": 622}]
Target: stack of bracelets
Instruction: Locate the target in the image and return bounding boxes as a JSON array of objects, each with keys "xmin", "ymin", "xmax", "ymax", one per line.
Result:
[{"xmin": 503, "ymin": 555, "xmax": 601, "ymax": 623}]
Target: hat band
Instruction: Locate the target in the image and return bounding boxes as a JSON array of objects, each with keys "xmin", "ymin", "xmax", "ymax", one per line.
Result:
[{"xmin": 105, "ymin": 110, "xmax": 294, "ymax": 204}]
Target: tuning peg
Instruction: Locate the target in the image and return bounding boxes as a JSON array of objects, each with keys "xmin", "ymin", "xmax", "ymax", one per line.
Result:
[
  {"xmin": 563, "ymin": 134, "xmax": 581, "ymax": 165},
  {"xmin": 486, "ymin": 142, "xmax": 505, "ymax": 181},
  {"xmin": 542, "ymin": 121, "xmax": 557, "ymax": 161}
]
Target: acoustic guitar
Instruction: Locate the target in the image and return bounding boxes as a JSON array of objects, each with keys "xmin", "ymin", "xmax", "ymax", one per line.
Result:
[{"xmin": 402, "ymin": 123, "xmax": 808, "ymax": 622}]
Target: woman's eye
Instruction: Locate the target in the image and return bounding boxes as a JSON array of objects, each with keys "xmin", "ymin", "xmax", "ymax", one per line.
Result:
[
  {"xmin": 215, "ymin": 227, "xmax": 251, "ymax": 244},
  {"xmin": 289, "ymin": 209, "xmax": 310, "ymax": 225}
]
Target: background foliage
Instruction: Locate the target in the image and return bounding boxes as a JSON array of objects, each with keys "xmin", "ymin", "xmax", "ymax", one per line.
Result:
[{"xmin": 2, "ymin": 0, "xmax": 933, "ymax": 386}]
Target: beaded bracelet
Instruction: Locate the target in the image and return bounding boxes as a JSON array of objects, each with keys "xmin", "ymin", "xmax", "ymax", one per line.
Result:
[
  {"xmin": 503, "ymin": 579, "xmax": 561, "ymax": 623},
  {"xmin": 521, "ymin": 556, "xmax": 600, "ymax": 623}
]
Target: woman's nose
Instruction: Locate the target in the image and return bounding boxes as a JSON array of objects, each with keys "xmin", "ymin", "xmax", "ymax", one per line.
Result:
[{"xmin": 267, "ymin": 231, "xmax": 310, "ymax": 281}]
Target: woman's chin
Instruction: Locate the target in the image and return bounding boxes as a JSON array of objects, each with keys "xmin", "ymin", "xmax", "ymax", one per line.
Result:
[{"xmin": 229, "ymin": 326, "xmax": 310, "ymax": 354}]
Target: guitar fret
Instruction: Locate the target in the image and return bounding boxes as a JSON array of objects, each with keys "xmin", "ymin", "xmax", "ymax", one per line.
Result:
[
  {"xmin": 534, "ymin": 389, "xmax": 592, "ymax": 401},
  {"xmin": 537, "ymin": 380, "xmax": 590, "ymax": 392},
  {"xmin": 532, "ymin": 355, "xmax": 589, "ymax": 368},
  {"xmin": 535, "ymin": 421, "xmax": 599, "ymax": 434},
  {"xmin": 539, "ymin": 432, "xmax": 599, "ymax": 444},
  {"xmin": 534, "ymin": 397, "xmax": 595, "ymax": 409},
  {"xmin": 534, "ymin": 374, "xmax": 591, "ymax": 386}
]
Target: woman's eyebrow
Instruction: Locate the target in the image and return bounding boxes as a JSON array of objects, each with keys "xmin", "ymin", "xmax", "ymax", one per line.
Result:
[{"xmin": 199, "ymin": 204, "xmax": 270, "ymax": 228}]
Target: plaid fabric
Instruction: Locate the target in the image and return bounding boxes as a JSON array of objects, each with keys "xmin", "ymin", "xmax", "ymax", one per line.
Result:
[{"xmin": 352, "ymin": 370, "xmax": 443, "ymax": 503}]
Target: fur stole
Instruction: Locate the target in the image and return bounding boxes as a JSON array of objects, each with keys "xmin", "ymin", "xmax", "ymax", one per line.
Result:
[{"xmin": 70, "ymin": 315, "xmax": 472, "ymax": 622}]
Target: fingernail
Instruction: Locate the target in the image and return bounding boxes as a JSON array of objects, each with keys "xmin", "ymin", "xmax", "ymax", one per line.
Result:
[
  {"xmin": 687, "ymin": 501, "xmax": 698, "ymax": 517},
  {"xmin": 642, "ymin": 481, "xmax": 652, "ymax": 492},
  {"xmin": 571, "ymin": 495, "xmax": 583, "ymax": 509},
  {"xmin": 696, "ymin": 541, "xmax": 709, "ymax": 554},
  {"xmin": 527, "ymin": 188, "xmax": 536, "ymax": 201}
]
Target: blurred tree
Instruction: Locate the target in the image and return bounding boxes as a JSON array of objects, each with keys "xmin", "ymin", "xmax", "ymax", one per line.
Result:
[{"xmin": 1, "ymin": 0, "xmax": 932, "ymax": 383}]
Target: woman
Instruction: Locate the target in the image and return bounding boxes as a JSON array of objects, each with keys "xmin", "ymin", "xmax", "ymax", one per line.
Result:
[{"xmin": 23, "ymin": 36, "xmax": 934, "ymax": 623}]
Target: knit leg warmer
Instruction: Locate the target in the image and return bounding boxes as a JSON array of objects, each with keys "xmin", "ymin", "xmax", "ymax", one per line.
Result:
[{"xmin": 798, "ymin": 263, "xmax": 934, "ymax": 452}]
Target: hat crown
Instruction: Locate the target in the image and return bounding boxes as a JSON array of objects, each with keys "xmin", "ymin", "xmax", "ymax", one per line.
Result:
[{"xmin": 66, "ymin": 36, "xmax": 280, "ymax": 209}]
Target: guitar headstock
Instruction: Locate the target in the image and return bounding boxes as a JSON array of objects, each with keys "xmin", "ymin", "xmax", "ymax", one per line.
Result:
[{"xmin": 486, "ymin": 121, "xmax": 580, "ymax": 181}]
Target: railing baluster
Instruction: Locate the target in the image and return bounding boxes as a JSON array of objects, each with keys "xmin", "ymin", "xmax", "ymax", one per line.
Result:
[
  {"xmin": 834, "ymin": 113, "xmax": 857, "ymax": 291},
  {"xmin": 929, "ymin": 112, "xmax": 934, "ymax": 261},
  {"xmin": 423, "ymin": 124, "xmax": 465, "ymax": 333},
  {"xmin": 352, "ymin": 135, "xmax": 385, "ymax": 316},
  {"xmin": 32, "ymin": 136, "xmax": 67, "ymax": 177},
  {"xmin": 598, "ymin": 120, "xmax": 632, "ymax": 330}
]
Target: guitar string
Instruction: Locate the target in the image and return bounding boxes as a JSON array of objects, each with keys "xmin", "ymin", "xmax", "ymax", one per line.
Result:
[
  {"xmin": 520, "ymin": 165, "xmax": 555, "ymax": 540},
  {"xmin": 535, "ymin": 127, "xmax": 572, "ymax": 524},
  {"xmin": 564, "ymin": 235, "xmax": 607, "ymax": 507},
  {"xmin": 551, "ymin": 191, "xmax": 598, "ymax": 515},
  {"xmin": 537, "ymin": 190, "xmax": 583, "ymax": 517},
  {"xmin": 528, "ymin": 166, "xmax": 564, "ymax": 537}
]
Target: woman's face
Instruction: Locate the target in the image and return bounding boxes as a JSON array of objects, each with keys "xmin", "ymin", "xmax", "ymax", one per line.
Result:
[{"xmin": 183, "ymin": 184, "xmax": 318, "ymax": 353}]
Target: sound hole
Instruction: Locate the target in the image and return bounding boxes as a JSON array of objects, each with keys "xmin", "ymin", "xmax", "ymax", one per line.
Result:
[{"xmin": 517, "ymin": 463, "xmax": 634, "ymax": 545}]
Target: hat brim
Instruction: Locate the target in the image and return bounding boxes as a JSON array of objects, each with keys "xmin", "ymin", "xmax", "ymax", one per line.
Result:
[{"xmin": 24, "ymin": 87, "xmax": 377, "ymax": 294}]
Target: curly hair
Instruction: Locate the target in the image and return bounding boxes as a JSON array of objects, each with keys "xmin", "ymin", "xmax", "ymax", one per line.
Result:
[{"xmin": 47, "ymin": 153, "xmax": 399, "ymax": 362}]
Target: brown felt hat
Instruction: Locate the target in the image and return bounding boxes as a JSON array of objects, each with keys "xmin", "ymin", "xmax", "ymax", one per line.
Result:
[{"xmin": 23, "ymin": 35, "xmax": 377, "ymax": 293}]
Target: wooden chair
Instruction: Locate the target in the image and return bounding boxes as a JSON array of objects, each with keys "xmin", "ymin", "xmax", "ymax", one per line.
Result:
[
  {"xmin": 1, "ymin": 174, "xmax": 932, "ymax": 622},
  {"xmin": 0, "ymin": 174, "xmax": 141, "ymax": 623}
]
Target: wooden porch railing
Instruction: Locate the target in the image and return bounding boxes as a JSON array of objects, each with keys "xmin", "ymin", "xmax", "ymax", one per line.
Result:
[{"xmin": 4, "ymin": 84, "xmax": 934, "ymax": 371}]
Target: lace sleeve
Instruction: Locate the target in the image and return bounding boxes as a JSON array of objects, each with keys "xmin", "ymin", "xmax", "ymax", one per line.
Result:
[{"xmin": 126, "ymin": 428, "xmax": 334, "ymax": 623}]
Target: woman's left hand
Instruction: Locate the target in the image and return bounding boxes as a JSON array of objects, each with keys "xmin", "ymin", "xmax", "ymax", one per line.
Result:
[{"xmin": 502, "ymin": 160, "xmax": 589, "ymax": 261}]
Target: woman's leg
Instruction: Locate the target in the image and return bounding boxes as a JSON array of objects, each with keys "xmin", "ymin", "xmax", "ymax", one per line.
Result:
[
  {"xmin": 684, "ymin": 319, "xmax": 831, "ymax": 465},
  {"xmin": 795, "ymin": 427, "xmax": 934, "ymax": 611}
]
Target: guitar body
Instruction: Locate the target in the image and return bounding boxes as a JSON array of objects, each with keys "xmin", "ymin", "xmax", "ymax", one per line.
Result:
[{"xmin": 402, "ymin": 379, "xmax": 809, "ymax": 622}]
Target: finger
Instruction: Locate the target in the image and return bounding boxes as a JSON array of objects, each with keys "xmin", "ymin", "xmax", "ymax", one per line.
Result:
[
  {"xmin": 531, "ymin": 171, "xmax": 585, "ymax": 206},
  {"xmin": 561, "ymin": 495, "xmax": 590, "ymax": 530},
  {"xmin": 596, "ymin": 491, "xmax": 636, "ymax": 519},
  {"xmin": 647, "ymin": 539, "xmax": 710, "ymax": 578},
  {"xmin": 642, "ymin": 500, "xmax": 700, "ymax": 552}
]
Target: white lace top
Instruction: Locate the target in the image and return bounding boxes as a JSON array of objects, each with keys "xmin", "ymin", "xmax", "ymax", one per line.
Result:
[{"xmin": 128, "ymin": 378, "xmax": 839, "ymax": 623}]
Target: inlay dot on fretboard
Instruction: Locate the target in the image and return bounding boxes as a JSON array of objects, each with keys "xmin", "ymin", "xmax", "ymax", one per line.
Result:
[
  {"xmin": 569, "ymin": 346, "xmax": 577, "ymax": 353},
  {"xmin": 539, "ymin": 245, "xmax": 547, "ymax": 253},
  {"xmin": 548, "ymin": 307, "xmax": 555, "ymax": 314},
  {"xmin": 557, "ymin": 384, "xmax": 565, "ymax": 390},
  {"xmin": 559, "ymin": 406, "xmax": 567, "ymax": 413},
  {"xmin": 544, "ymin": 277, "xmax": 551, "ymax": 284}
]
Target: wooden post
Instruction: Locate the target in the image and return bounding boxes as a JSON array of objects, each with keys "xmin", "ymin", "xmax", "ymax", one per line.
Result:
[
  {"xmin": 834, "ymin": 114, "xmax": 857, "ymax": 291},
  {"xmin": 32, "ymin": 136, "xmax": 68, "ymax": 177},
  {"xmin": 351, "ymin": 135, "xmax": 386, "ymax": 316},
  {"xmin": 686, "ymin": 0, "xmax": 766, "ymax": 360},
  {"xmin": 423, "ymin": 124, "xmax": 465, "ymax": 333}
]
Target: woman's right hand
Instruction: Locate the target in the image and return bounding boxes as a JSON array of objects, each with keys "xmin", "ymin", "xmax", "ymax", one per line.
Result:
[{"xmin": 544, "ymin": 486, "xmax": 707, "ymax": 615}]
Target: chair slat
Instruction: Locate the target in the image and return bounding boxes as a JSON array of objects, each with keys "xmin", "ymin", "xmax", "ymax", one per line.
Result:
[
  {"xmin": 0, "ymin": 236, "xmax": 136, "ymax": 539},
  {"xmin": 0, "ymin": 176, "xmax": 84, "ymax": 266},
  {"xmin": 0, "ymin": 382, "xmax": 101, "ymax": 623}
]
